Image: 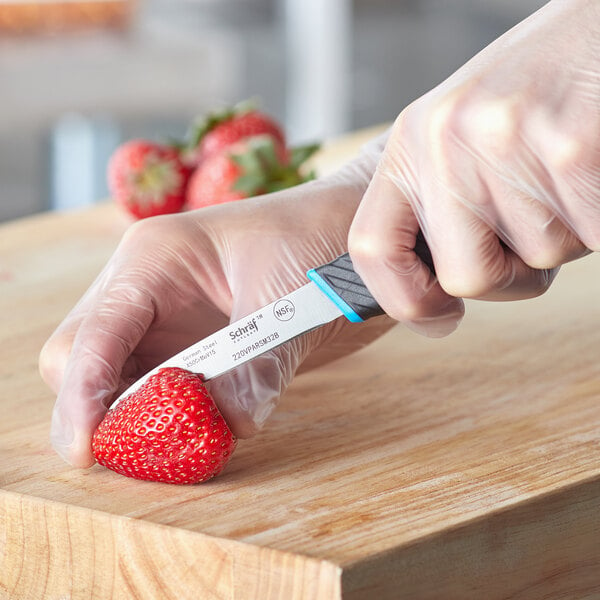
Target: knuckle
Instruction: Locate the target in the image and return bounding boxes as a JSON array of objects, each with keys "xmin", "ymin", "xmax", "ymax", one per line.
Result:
[
  {"xmin": 437, "ymin": 276, "xmax": 483, "ymax": 300},
  {"xmin": 537, "ymin": 121, "xmax": 588, "ymax": 176},
  {"xmin": 349, "ymin": 232, "xmax": 421, "ymax": 280},
  {"xmin": 428, "ymin": 84, "xmax": 522, "ymax": 161},
  {"xmin": 570, "ymin": 202, "xmax": 600, "ymax": 251},
  {"xmin": 579, "ymin": 231, "xmax": 600, "ymax": 253},
  {"xmin": 390, "ymin": 298, "xmax": 426, "ymax": 323},
  {"xmin": 104, "ymin": 281, "xmax": 151, "ymax": 311},
  {"xmin": 519, "ymin": 229, "xmax": 591, "ymax": 269},
  {"xmin": 528, "ymin": 108, "xmax": 597, "ymax": 205},
  {"xmin": 421, "ymin": 93, "xmax": 462, "ymax": 161},
  {"xmin": 38, "ymin": 341, "xmax": 53, "ymax": 383},
  {"xmin": 459, "ymin": 97, "xmax": 520, "ymax": 158},
  {"xmin": 377, "ymin": 105, "xmax": 420, "ymax": 176},
  {"xmin": 436, "ymin": 265, "xmax": 498, "ymax": 299},
  {"xmin": 428, "ymin": 92, "xmax": 461, "ymax": 142},
  {"xmin": 120, "ymin": 212, "xmax": 179, "ymax": 248},
  {"xmin": 438, "ymin": 260, "xmax": 556, "ymax": 300},
  {"xmin": 520, "ymin": 247, "xmax": 565, "ymax": 271},
  {"xmin": 390, "ymin": 103, "xmax": 417, "ymax": 138},
  {"xmin": 549, "ymin": 135, "xmax": 585, "ymax": 174},
  {"xmin": 39, "ymin": 333, "xmax": 71, "ymax": 391},
  {"xmin": 39, "ymin": 336, "xmax": 61, "ymax": 372},
  {"xmin": 348, "ymin": 227, "xmax": 385, "ymax": 263}
]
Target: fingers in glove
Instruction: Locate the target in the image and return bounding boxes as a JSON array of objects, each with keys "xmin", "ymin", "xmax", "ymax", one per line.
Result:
[
  {"xmin": 349, "ymin": 172, "xmax": 465, "ymax": 337},
  {"xmin": 415, "ymin": 178, "xmax": 562, "ymax": 302},
  {"xmin": 206, "ymin": 342, "xmax": 300, "ymax": 438},
  {"xmin": 49, "ymin": 283, "xmax": 156, "ymax": 468}
]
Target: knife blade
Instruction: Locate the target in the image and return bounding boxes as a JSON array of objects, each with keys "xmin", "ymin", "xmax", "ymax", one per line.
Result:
[{"xmin": 110, "ymin": 233, "xmax": 433, "ymax": 410}]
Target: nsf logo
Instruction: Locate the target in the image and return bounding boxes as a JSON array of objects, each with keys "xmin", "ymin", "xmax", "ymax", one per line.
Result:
[{"xmin": 273, "ymin": 299, "xmax": 295, "ymax": 321}]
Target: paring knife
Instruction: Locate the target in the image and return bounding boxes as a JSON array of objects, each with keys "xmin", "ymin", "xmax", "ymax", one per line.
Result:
[{"xmin": 110, "ymin": 233, "xmax": 433, "ymax": 410}]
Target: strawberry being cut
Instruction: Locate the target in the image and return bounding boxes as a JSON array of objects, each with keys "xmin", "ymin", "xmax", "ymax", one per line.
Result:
[
  {"xmin": 183, "ymin": 102, "xmax": 286, "ymax": 166},
  {"xmin": 107, "ymin": 140, "xmax": 191, "ymax": 220},
  {"xmin": 92, "ymin": 367, "xmax": 236, "ymax": 484},
  {"xmin": 186, "ymin": 134, "xmax": 319, "ymax": 210}
]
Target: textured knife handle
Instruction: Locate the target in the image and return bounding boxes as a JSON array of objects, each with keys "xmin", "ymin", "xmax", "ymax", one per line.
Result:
[{"xmin": 309, "ymin": 230, "xmax": 434, "ymax": 322}]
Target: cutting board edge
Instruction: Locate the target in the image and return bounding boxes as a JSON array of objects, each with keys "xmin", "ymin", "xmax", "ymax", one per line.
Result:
[
  {"xmin": 339, "ymin": 473, "xmax": 600, "ymax": 599},
  {"xmin": 0, "ymin": 488, "xmax": 344, "ymax": 600}
]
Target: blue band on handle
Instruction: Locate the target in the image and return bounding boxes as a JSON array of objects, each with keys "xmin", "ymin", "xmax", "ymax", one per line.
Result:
[{"xmin": 306, "ymin": 268, "xmax": 364, "ymax": 323}]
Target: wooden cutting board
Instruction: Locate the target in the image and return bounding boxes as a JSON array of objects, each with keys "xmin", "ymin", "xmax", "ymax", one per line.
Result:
[{"xmin": 1, "ymin": 128, "xmax": 599, "ymax": 600}]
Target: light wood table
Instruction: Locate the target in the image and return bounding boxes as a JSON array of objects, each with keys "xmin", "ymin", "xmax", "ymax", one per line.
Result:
[{"xmin": 1, "ymin": 128, "xmax": 599, "ymax": 599}]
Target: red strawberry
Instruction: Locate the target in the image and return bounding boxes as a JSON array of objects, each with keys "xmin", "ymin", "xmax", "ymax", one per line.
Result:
[
  {"xmin": 107, "ymin": 140, "xmax": 191, "ymax": 220},
  {"xmin": 183, "ymin": 103, "xmax": 286, "ymax": 167},
  {"xmin": 186, "ymin": 134, "xmax": 319, "ymax": 210},
  {"xmin": 92, "ymin": 367, "xmax": 236, "ymax": 484}
]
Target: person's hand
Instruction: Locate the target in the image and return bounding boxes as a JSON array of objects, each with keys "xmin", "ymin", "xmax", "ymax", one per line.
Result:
[
  {"xmin": 349, "ymin": 0, "xmax": 599, "ymax": 333},
  {"xmin": 39, "ymin": 148, "xmax": 432, "ymax": 469}
]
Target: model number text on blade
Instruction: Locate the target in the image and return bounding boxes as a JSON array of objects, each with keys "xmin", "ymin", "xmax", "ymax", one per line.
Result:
[{"xmin": 232, "ymin": 332, "xmax": 280, "ymax": 361}]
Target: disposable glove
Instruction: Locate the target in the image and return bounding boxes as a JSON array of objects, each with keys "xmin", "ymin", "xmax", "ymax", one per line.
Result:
[
  {"xmin": 349, "ymin": 0, "xmax": 599, "ymax": 323},
  {"xmin": 39, "ymin": 147, "xmax": 465, "ymax": 469}
]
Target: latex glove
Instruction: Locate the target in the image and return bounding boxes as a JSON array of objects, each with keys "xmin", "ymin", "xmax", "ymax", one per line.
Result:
[
  {"xmin": 40, "ymin": 146, "xmax": 442, "ymax": 469},
  {"xmin": 349, "ymin": 0, "xmax": 599, "ymax": 331}
]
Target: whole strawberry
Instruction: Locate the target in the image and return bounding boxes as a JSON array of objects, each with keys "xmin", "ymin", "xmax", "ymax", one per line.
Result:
[
  {"xmin": 186, "ymin": 134, "xmax": 319, "ymax": 210},
  {"xmin": 92, "ymin": 367, "xmax": 236, "ymax": 484},
  {"xmin": 107, "ymin": 140, "xmax": 191, "ymax": 220},
  {"xmin": 184, "ymin": 102, "xmax": 286, "ymax": 167}
]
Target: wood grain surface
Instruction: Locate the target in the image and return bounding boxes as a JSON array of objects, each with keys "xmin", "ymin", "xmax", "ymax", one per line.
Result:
[{"xmin": 1, "ymin": 128, "xmax": 599, "ymax": 599}]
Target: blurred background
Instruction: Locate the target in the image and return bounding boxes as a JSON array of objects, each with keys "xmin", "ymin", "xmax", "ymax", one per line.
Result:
[{"xmin": 0, "ymin": 0, "xmax": 546, "ymax": 222}]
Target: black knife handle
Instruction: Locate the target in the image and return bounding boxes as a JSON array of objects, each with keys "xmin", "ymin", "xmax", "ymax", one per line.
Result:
[{"xmin": 307, "ymin": 230, "xmax": 434, "ymax": 322}]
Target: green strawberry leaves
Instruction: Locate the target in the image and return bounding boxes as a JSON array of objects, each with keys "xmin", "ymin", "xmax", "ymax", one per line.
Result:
[{"xmin": 229, "ymin": 137, "xmax": 320, "ymax": 196}]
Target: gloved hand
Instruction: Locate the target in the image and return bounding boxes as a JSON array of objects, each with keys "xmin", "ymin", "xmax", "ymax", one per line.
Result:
[
  {"xmin": 349, "ymin": 0, "xmax": 599, "ymax": 328},
  {"xmin": 40, "ymin": 141, "xmax": 463, "ymax": 469}
]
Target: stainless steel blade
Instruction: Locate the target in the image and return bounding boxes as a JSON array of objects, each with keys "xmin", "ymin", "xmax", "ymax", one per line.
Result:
[{"xmin": 110, "ymin": 281, "xmax": 343, "ymax": 410}]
